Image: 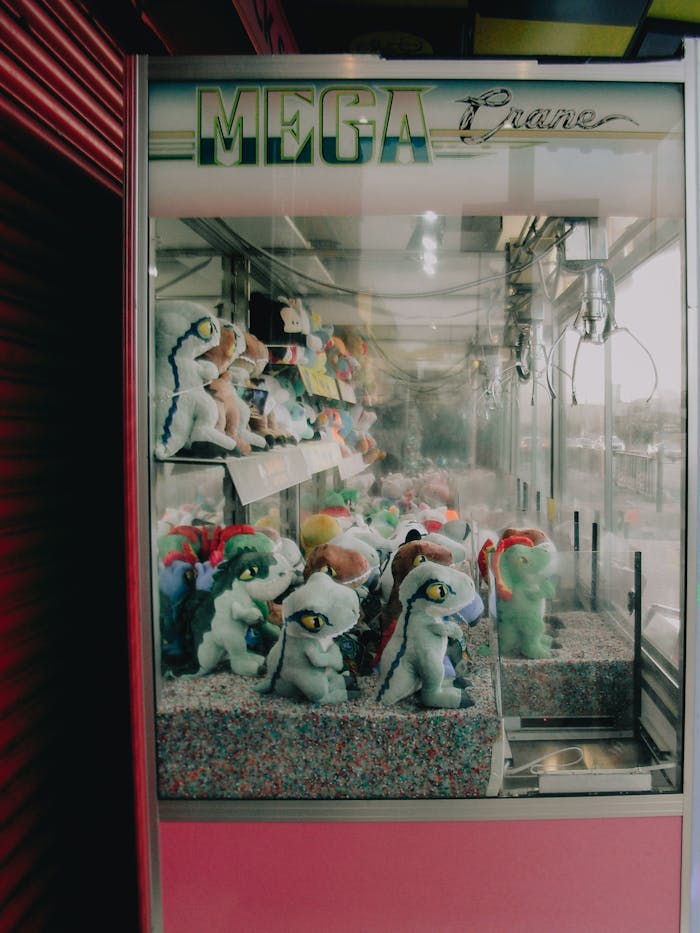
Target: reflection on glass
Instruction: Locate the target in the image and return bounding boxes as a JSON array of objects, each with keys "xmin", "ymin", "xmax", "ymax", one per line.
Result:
[{"xmin": 149, "ymin": 111, "xmax": 685, "ymax": 800}]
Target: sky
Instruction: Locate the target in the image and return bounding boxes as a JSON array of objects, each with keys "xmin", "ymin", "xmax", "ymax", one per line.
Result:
[{"xmin": 564, "ymin": 242, "xmax": 682, "ymax": 406}]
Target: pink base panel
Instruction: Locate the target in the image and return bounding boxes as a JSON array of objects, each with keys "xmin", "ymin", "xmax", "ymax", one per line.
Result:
[{"xmin": 160, "ymin": 816, "xmax": 681, "ymax": 933}]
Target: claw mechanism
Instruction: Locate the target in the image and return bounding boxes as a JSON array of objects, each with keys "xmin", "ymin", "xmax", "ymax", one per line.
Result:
[{"xmin": 545, "ymin": 261, "xmax": 658, "ymax": 405}]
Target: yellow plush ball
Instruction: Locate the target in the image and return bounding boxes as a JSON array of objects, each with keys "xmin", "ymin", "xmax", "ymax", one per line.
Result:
[{"xmin": 300, "ymin": 513, "xmax": 342, "ymax": 556}]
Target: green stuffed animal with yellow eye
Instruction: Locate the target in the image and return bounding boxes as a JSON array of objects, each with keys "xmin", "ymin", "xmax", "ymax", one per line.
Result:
[
  {"xmin": 190, "ymin": 526, "xmax": 295, "ymax": 678},
  {"xmin": 492, "ymin": 534, "xmax": 556, "ymax": 659}
]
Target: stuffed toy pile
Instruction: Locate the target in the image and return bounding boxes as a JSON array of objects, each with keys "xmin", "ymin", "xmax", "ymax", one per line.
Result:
[
  {"xmin": 158, "ymin": 473, "xmax": 492, "ymax": 711},
  {"xmin": 153, "ymin": 296, "xmax": 499, "ymax": 707},
  {"xmin": 153, "ymin": 290, "xmax": 388, "ymax": 467}
]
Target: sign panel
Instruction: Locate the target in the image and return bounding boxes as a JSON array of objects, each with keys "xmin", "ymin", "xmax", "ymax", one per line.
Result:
[
  {"xmin": 226, "ymin": 446, "xmax": 309, "ymax": 504},
  {"xmin": 149, "ymin": 77, "xmax": 683, "ymax": 217}
]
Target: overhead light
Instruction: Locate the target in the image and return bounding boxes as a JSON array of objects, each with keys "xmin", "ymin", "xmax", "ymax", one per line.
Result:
[{"xmin": 407, "ymin": 213, "xmax": 444, "ymax": 252}]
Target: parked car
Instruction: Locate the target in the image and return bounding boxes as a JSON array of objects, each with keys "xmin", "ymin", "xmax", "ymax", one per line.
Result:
[
  {"xmin": 648, "ymin": 440, "xmax": 682, "ymax": 461},
  {"xmin": 594, "ymin": 434, "xmax": 625, "ymax": 452},
  {"xmin": 519, "ymin": 436, "xmax": 550, "ymax": 451}
]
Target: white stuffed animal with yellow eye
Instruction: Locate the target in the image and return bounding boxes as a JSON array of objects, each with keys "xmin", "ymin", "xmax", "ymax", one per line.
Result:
[
  {"xmin": 376, "ymin": 560, "xmax": 476, "ymax": 709},
  {"xmin": 154, "ymin": 300, "xmax": 238, "ymax": 459},
  {"xmin": 255, "ymin": 572, "xmax": 360, "ymax": 704}
]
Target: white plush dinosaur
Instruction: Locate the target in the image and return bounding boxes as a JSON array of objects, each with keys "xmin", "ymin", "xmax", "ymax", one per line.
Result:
[
  {"xmin": 254, "ymin": 572, "xmax": 360, "ymax": 704},
  {"xmin": 194, "ymin": 548, "xmax": 294, "ymax": 677},
  {"xmin": 376, "ymin": 560, "xmax": 476, "ymax": 709},
  {"xmin": 154, "ymin": 300, "xmax": 238, "ymax": 459}
]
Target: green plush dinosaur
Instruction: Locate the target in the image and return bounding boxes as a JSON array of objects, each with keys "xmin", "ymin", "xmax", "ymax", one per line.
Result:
[{"xmin": 492, "ymin": 534, "xmax": 556, "ymax": 659}]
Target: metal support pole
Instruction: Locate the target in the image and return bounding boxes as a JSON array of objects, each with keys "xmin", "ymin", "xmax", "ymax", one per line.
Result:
[
  {"xmin": 591, "ymin": 520, "xmax": 599, "ymax": 611},
  {"xmin": 633, "ymin": 550, "xmax": 643, "ymax": 733}
]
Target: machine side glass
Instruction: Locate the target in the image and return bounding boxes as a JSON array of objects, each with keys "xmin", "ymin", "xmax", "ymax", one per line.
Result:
[{"xmin": 147, "ymin": 70, "xmax": 686, "ymax": 801}]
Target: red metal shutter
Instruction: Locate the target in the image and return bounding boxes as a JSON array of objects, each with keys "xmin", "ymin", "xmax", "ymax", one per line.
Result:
[
  {"xmin": 0, "ymin": 0, "xmax": 123, "ymax": 192},
  {"xmin": 0, "ymin": 3, "xmax": 140, "ymax": 930}
]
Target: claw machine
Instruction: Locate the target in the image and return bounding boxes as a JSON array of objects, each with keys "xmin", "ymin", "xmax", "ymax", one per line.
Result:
[{"xmin": 124, "ymin": 46, "xmax": 700, "ymax": 931}]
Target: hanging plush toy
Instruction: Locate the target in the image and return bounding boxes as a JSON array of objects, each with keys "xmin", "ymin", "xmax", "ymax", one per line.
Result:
[
  {"xmin": 286, "ymin": 398, "xmax": 316, "ymax": 442},
  {"xmin": 254, "ymin": 571, "xmax": 361, "ymax": 704},
  {"xmin": 255, "ymin": 372, "xmax": 299, "ymax": 446},
  {"xmin": 375, "ymin": 560, "xmax": 477, "ymax": 709},
  {"xmin": 325, "ymin": 335, "xmax": 359, "ymax": 382},
  {"xmin": 154, "ymin": 300, "xmax": 239, "ymax": 459}
]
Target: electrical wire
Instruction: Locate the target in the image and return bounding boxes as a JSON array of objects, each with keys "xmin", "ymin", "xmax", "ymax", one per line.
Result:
[
  {"xmin": 506, "ymin": 746, "xmax": 584, "ymax": 775},
  {"xmin": 219, "ymin": 219, "xmax": 574, "ymax": 304},
  {"xmin": 506, "ymin": 746, "xmax": 677, "ymax": 778}
]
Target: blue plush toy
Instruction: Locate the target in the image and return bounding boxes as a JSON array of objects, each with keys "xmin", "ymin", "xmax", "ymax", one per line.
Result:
[{"xmin": 158, "ymin": 557, "xmax": 197, "ymax": 666}]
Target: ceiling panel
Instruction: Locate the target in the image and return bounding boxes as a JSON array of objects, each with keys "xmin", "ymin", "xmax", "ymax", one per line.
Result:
[
  {"xmin": 82, "ymin": 0, "xmax": 700, "ymax": 60},
  {"xmin": 473, "ymin": 17, "xmax": 636, "ymax": 57}
]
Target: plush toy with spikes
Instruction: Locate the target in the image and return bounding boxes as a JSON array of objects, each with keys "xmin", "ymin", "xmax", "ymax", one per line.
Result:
[{"xmin": 488, "ymin": 532, "xmax": 557, "ymax": 659}]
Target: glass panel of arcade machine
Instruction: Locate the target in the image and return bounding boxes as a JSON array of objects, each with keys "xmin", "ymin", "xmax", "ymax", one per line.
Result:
[
  {"xmin": 151, "ymin": 206, "xmax": 684, "ymax": 800},
  {"xmin": 146, "ymin": 63, "xmax": 686, "ymax": 804},
  {"xmin": 489, "ymin": 237, "xmax": 684, "ymax": 795}
]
